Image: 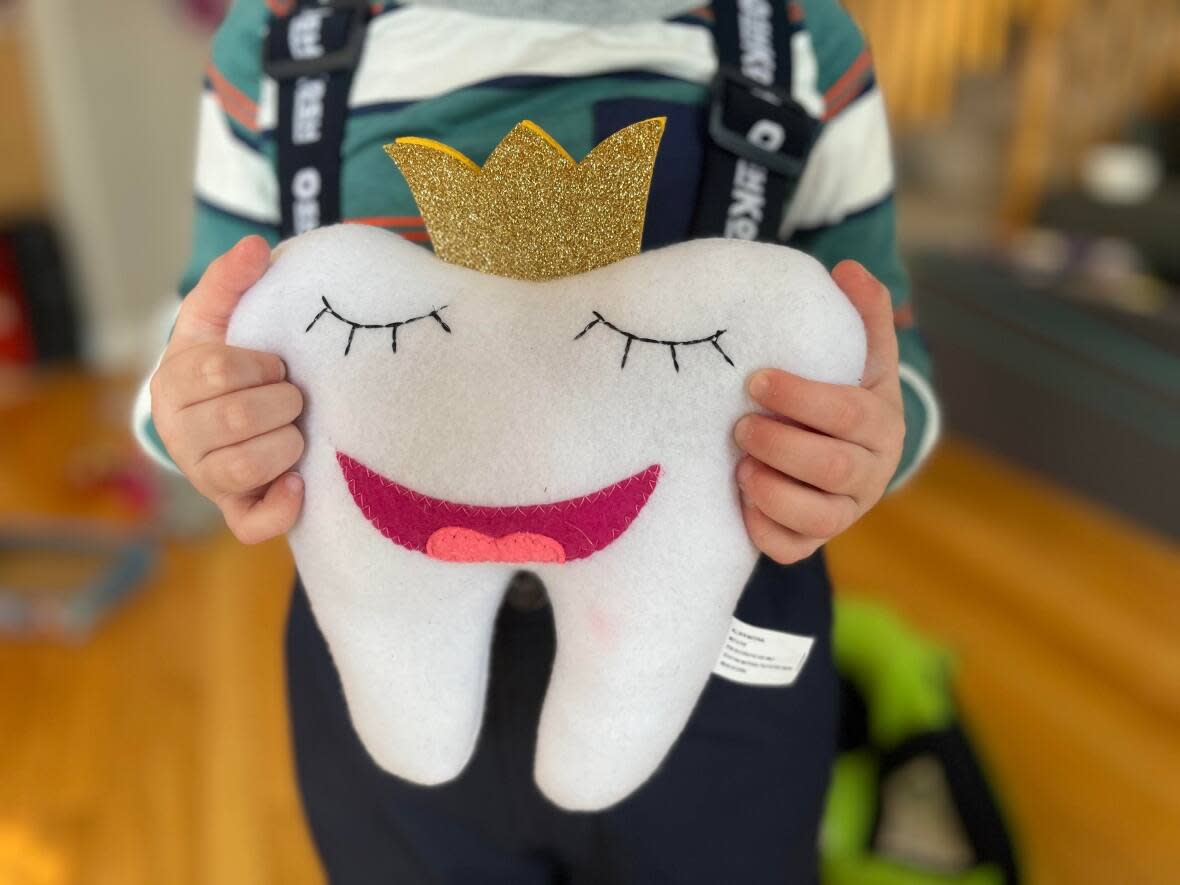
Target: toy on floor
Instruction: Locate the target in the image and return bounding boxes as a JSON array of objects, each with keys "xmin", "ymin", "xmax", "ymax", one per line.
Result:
[
  {"xmin": 227, "ymin": 118, "xmax": 866, "ymax": 810},
  {"xmin": 822, "ymin": 598, "xmax": 1021, "ymax": 885}
]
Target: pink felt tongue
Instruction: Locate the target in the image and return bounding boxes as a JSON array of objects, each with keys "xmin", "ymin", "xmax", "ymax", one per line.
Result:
[{"xmin": 426, "ymin": 527, "xmax": 567, "ymax": 564}]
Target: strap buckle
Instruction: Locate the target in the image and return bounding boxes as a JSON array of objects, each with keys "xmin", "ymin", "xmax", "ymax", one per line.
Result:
[
  {"xmin": 264, "ymin": 0, "xmax": 369, "ymax": 80},
  {"xmin": 707, "ymin": 65, "xmax": 821, "ymax": 178}
]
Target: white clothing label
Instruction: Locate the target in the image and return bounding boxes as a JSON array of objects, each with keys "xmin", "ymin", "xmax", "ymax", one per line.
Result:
[{"xmin": 713, "ymin": 617, "xmax": 814, "ymax": 686}]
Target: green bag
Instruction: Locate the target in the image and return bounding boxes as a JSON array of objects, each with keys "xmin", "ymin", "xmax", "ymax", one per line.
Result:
[{"xmin": 822, "ymin": 598, "xmax": 1021, "ymax": 885}]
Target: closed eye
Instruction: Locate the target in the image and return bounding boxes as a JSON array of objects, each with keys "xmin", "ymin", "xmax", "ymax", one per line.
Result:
[
  {"xmin": 305, "ymin": 296, "xmax": 451, "ymax": 356},
  {"xmin": 574, "ymin": 311, "xmax": 734, "ymax": 372}
]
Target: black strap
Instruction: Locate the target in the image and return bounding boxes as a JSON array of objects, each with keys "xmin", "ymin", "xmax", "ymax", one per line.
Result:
[
  {"xmin": 265, "ymin": 0, "xmax": 370, "ymax": 239},
  {"xmin": 691, "ymin": 0, "xmax": 821, "ymax": 240},
  {"xmin": 263, "ymin": 0, "xmax": 816, "ymax": 244}
]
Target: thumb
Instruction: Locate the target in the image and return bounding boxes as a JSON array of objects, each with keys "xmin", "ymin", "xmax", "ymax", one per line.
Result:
[
  {"xmin": 831, "ymin": 259, "xmax": 899, "ymax": 390},
  {"xmin": 170, "ymin": 235, "xmax": 271, "ymax": 350}
]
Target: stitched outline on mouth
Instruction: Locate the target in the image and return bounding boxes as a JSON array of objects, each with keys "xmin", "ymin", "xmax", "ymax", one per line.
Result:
[{"xmin": 338, "ymin": 452, "xmax": 661, "ymax": 563}]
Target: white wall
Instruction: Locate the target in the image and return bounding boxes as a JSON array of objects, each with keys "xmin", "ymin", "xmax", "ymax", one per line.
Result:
[{"xmin": 22, "ymin": 0, "xmax": 213, "ymax": 369}]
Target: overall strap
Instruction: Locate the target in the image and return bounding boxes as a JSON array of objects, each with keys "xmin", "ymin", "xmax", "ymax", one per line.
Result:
[
  {"xmin": 265, "ymin": 0, "xmax": 372, "ymax": 239},
  {"xmin": 691, "ymin": 0, "xmax": 822, "ymax": 241}
]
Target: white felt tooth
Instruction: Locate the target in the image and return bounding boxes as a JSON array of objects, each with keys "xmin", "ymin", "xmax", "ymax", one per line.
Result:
[
  {"xmin": 532, "ymin": 470, "xmax": 755, "ymax": 811},
  {"xmin": 290, "ymin": 443, "xmax": 510, "ymax": 786},
  {"xmin": 225, "ymin": 225, "xmax": 868, "ymax": 807}
]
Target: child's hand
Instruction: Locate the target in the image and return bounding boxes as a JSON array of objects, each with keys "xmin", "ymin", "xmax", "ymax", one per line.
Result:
[
  {"xmin": 150, "ymin": 236, "xmax": 306, "ymax": 544},
  {"xmin": 733, "ymin": 260, "xmax": 904, "ymax": 565}
]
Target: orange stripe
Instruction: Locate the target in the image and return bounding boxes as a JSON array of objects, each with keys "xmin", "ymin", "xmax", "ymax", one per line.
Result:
[
  {"xmin": 787, "ymin": 2, "xmax": 805, "ymax": 24},
  {"xmin": 399, "ymin": 231, "xmax": 432, "ymax": 242},
  {"xmin": 823, "ymin": 82, "xmax": 868, "ymax": 120},
  {"xmin": 894, "ymin": 303, "xmax": 915, "ymax": 329},
  {"xmin": 205, "ymin": 60, "xmax": 259, "ymax": 132},
  {"xmin": 267, "ymin": 1, "xmax": 383, "ymax": 17},
  {"xmin": 204, "ymin": 61, "xmax": 256, "ymax": 116},
  {"xmin": 823, "ymin": 51, "xmax": 874, "ymax": 120},
  {"xmin": 824, "ymin": 90, "xmax": 856, "ymax": 120},
  {"xmin": 344, "ymin": 215, "xmax": 425, "ymax": 227},
  {"xmin": 823, "ymin": 49, "xmax": 872, "ymax": 103}
]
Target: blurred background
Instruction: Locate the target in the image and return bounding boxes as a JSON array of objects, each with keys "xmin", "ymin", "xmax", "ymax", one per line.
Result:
[{"xmin": 0, "ymin": 0, "xmax": 1177, "ymax": 883}]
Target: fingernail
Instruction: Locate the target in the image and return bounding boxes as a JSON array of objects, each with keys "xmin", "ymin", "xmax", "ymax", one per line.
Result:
[
  {"xmin": 736, "ymin": 459, "xmax": 755, "ymax": 485},
  {"xmin": 748, "ymin": 372, "xmax": 770, "ymax": 398},
  {"xmin": 740, "ymin": 489, "xmax": 756, "ymax": 509},
  {"xmin": 277, "ymin": 359, "xmax": 287, "ymax": 381},
  {"xmin": 284, "ymin": 473, "xmax": 304, "ymax": 494},
  {"xmin": 734, "ymin": 416, "xmax": 753, "ymax": 446},
  {"xmin": 843, "ymin": 259, "xmax": 869, "ymax": 281}
]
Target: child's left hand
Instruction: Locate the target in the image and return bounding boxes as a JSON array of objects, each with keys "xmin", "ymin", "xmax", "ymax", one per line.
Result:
[{"xmin": 733, "ymin": 260, "xmax": 904, "ymax": 565}]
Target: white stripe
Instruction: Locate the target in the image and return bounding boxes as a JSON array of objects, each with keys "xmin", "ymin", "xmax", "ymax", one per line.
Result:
[
  {"xmin": 779, "ymin": 88, "xmax": 894, "ymax": 236},
  {"xmin": 790, "ymin": 31, "xmax": 825, "ymax": 118},
  {"xmin": 257, "ymin": 8, "xmax": 716, "ymax": 129},
  {"xmin": 889, "ymin": 362, "xmax": 942, "ymax": 491},
  {"xmin": 195, "ymin": 92, "xmax": 280, "ymax": 224}
]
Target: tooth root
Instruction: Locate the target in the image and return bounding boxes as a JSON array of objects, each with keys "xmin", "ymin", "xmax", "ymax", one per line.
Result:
[
  {"xmin": 292, "ymin": 446, "xmax": 509, "ymax": 785},
  {"xmin": 534, "ymin": 533, "xmax": 753, "ymax": 811},
  {"xmin": 307, "ymin": 559, "xmax": 507, "ymax": 785}
]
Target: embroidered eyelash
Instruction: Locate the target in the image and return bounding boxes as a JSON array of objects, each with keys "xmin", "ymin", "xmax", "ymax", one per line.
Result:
[
  {"xmin": 305, "ymin": 296, "xmax": 451, "ymax": 356},
  {"xmin": 573, "ymin": 311, "xmax": 734, "ymax": 372}
]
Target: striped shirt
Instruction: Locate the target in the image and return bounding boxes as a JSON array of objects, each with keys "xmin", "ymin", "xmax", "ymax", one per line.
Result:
[{"xmin": 136, "ymin": 0, "xmax": 939, "ymax": 485}]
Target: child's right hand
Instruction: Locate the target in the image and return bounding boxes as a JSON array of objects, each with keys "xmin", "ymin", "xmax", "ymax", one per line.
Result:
[{"xmin": 150, "ymin": 236, "xmax": 306, "ymax": 544}]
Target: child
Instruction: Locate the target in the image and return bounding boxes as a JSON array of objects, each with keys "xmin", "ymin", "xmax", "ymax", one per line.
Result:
[{"xmin": 139, "ymin": 1, "xmax": 938, "ymax": 881}]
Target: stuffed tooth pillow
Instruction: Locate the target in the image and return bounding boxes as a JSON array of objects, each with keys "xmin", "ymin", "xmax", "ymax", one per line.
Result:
[{"xmin": 226, "ymin": 118, "xmax": 865, "ymax": 811}]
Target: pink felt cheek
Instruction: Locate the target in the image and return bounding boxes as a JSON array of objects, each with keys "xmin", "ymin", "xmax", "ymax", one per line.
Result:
[{"xmin": 426, "ymin": 527, "xmax": 567, "ymax": 565}]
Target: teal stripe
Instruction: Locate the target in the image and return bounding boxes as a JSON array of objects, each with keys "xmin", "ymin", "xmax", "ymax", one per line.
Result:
[
  {"xmin": 801, "ymin": 0, "xmax": 868, "ymax": 94},
  {"xmin": 895, "ymin": 379, "xmax": 931, "ymax": 485},
  {"xmin": 340, "ymin": 77, "xmax": 707, "ymax": 221},
  {"xmin": 209, "ymin": 0, "xmax": 269, "ymax": 105}
]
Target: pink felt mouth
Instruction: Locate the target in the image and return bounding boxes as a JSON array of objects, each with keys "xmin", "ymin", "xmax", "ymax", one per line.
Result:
[{"xmin": 337, "ymin": 452, "xmax": 660, "ymax": 564}]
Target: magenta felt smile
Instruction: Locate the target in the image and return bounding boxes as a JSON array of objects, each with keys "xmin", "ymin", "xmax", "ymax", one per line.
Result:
[{"xmin": 338, "ymin": 452, "xmax": 661, "ymax": 564}]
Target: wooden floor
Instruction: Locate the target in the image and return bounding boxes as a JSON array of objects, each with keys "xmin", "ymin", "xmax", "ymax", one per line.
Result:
[
  {"xmin": 827, "ymin": 443, "xmax": 1180, "ymax": 885},
  {"xmin": 1, "ymin": 373, "xmax": 1178, "ymax": 884}
]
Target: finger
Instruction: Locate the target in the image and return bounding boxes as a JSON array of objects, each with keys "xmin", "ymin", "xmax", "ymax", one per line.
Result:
[
  {"xmin": 747, "ymin": 370, "xmax": 898, "ymax": 450},
  {"xmin": 734, "ymin": 413, "xmax": 872, "ymax": 498},
  {"xmin": 736, "ymin": 457, "xmax": 858, "ymax": 540},
  {"xmin": 152, "ymin": 343, "xmax": 286, "ymax": 412},
  {"xmin": 739, "ymin": 498, "xmax": 822, "ymax": 566},
  {"xmin": 220, "ymin": 473, "xmax": 304, "ymax": 545},
  {"xmin": 831, "ymin": 260, "xmax": 899, "ymax": 390},
  {"xmin": 197, "ymin": 424, "xmax": 305, "ymax": 497},
  {"xmin": 169, "ymin": 235, "xmax": 271, "ymax": 351},
  {"xmin": 174, "ymin": 382, "xmax": 303, "ymax": 462}
]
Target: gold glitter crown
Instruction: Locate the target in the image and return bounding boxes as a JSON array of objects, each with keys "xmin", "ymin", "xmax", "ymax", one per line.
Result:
[{"xmin": 384, "ymin": 118, "xmax": 665, "ymax": 281}]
